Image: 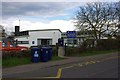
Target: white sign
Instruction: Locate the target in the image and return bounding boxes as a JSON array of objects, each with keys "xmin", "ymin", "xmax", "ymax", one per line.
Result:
[
  {"xmin": 46, "ymin": 51, "xmax": 48, "ymax": 53},
  {"xmin": 34, "ymin": 51, "xmax": 38, "ymax": 57}
]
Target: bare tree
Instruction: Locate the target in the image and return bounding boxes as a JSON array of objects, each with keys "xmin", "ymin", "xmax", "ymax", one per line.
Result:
[
  {"xmin": 74, "ymin": 2, "xmax": 120, "ymax": 41},
  {"xmin": 112, "ymin": 1, "xmax": 120, "ymax": 37}
]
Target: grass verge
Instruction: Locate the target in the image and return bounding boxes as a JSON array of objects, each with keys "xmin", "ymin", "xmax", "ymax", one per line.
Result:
[
  {"xmin": 2, "ymin": 57, "xmax": 31, "ymax": 67},
  {"xmin": 2, "ymin": 56, "xmax": 64, "ymax": 68},
  {"xmin": 0, "ymin": 57, "xmax": 1, "ymax": 66}
]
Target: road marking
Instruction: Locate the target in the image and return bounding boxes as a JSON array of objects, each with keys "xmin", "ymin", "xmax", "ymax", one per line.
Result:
[
  {"xmin": 84, "ymin": 62, "xmax": 91, "ymax": 65},
  {"xmin": 90, "ymin": 61, "xmax": 96, "ymax": 64},
  {"xmin": 78, "ymin": 64, "xmax": 83, "ymax": 67},
  {"xmin": 41, "ymin": 65, "xmax": 74, "ymax": 78},
  {"xmin": 84, "ymin": 61, "xmax": 96, "ymax": 66},
  {"xmin": 56, "ymin": 68, "xmax": 62, "ymax": 78},
  {"xmin": 61, "ymin": 65, "xmax": 74, "ymax": 69},
  {"xmin": 96, "ymin": 61, "xmax": 100, "ymax": 63},
  {"xmin": 34, "ymin": 68, "xmax": 63, "ymax": 78},
  {"xmin": 56, "ymin": 65, "xmax": 74, "ymax": 78}
]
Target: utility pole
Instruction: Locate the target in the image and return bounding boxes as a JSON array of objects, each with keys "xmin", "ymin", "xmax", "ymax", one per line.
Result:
[{"xmin": 19, "ymin": 19, "xmax": 20, "ymax": 27}]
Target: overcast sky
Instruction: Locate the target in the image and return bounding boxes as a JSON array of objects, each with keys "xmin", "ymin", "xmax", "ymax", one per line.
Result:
[{"xmin": 1, "ymin": 0, "xmax": 119, "ymax": 34}]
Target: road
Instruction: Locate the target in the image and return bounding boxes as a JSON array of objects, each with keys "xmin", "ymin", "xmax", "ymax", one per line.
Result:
[
  {"xmin": 3, "ymin": 54, "xmax": 119, "ymax": 79},
  {"xmin": 61, "ymin": 58, "xmax": 118, "ymax": 78}
]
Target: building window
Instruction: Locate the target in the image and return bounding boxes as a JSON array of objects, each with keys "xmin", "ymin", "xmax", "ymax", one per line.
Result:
[
  {"xmin": 32, "ymin": 41, "xmax": 35, "ymax": 44},
  {"xmin": 67, "ymin": 39, "xmax": 73, "ymax": 44},
  {"xmin": 22, "ymin": 41, "xmax": 29, "ymax": 44},
  {"xmin": 67, "ymin": 39, "xmax": 77, "ymax": 45},
  {"xmin": 73, "ymin": 40, "xmax": 77, "ymax": 44},
  {"xmin": 2, "ymin": 43, "xmax": 6, "ymax": 47},
  {"xmin": 62, "ymin": 33, "xmax": 66, "ymax": 36},
  {"xmin": 17, "ymin": 41, "xmax": 29, "ymax": 44}
]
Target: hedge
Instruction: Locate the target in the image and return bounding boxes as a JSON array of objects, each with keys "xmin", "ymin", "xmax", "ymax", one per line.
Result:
[
  {"xmin": 2, "ymin": 47, "xmax": 58, "ymax": 59},
  {"xmin": 2, "ymin": 50, "xmax": 31, "ymax": 59},
  {"xmin": 96, "ymin": 39, "xmax": 119, "ymax": 50}
]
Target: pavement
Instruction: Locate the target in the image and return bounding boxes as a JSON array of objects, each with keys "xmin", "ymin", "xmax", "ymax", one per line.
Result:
[{"xmin": 2, "ymin": 52, "xmax": 119, "ymax": 79}]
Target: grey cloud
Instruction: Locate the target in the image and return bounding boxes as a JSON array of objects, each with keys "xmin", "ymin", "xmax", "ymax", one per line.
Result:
[{"xmin": 2, "ymin": 2, "xmax": 82, "ymax": 19}]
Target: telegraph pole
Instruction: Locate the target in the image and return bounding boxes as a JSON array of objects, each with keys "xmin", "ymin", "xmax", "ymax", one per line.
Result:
[{"xmin": 19, "ymin": 19, "xmax": 20, "ymax": 26}]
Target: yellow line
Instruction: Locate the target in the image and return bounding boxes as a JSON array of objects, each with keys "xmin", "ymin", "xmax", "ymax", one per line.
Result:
[
  {"xmin": 84, "ymin": 61, "xmax": 91, "ymax": 65},
  {"xmin": 35, "ymin": 68, "xmax": 63, "ymax": 78},
  {"xmin": 56, "ymin": 65, "xmax": 74, "ymax": 78},
  {"xmin": 32, "ymin": 65, "xmax": 74, "ymax": 79},
  {"xmin": 78, "ymin": 64, "xmax": 83, "ymax": 67},
  {"xmin": 90, "ymin": 61, "xmax": 96, "ymax": 64},
  {"xmin": 96, "ymin": 61, "xmax": 100, "ymax": 63},
  {"xmin": 56, "ymin": 68, "xmax": 62, "ymax": 78}
]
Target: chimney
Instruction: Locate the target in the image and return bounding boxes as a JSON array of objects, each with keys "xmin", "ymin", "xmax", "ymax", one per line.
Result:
[{"xmin": 15, "ymin": 26, "xmax": 20, "ymax": 36}]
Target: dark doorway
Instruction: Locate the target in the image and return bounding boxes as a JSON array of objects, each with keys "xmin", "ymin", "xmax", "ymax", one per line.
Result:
[{"xmin": 37, "ymin": 39, "xmax": 52, "ymax": 46}]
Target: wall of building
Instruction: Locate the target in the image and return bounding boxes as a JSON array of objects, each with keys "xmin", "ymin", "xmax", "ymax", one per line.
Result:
[
  {"xmin": 29, "ymin": 30, "xmax": 61, "ymax": 46},
  {"xmin": 15, "ymin": 35, "xmax": 30, "ymax": 47}
]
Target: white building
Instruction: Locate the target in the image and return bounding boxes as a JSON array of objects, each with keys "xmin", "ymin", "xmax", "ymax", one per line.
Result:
[
  {"xmin": 15, "ymin": 29, "xmax": 62, "ymax": 47},
  {"xmin": 14, "ymin": 26, "xmax": 109, "ymax": 48},
  {"xmin": 61, "ymin": 30, "xmax": 108, "ymax": 47}
]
